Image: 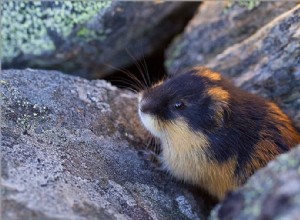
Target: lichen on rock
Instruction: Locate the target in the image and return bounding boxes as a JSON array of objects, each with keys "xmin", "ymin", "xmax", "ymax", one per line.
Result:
[
  {"xmin": 2, "ymin": 2, "xmax": 199, "ymax": 79},
  {"xmin": 2, "ymin": 1, "xmax": 112, "ymax": 63}
]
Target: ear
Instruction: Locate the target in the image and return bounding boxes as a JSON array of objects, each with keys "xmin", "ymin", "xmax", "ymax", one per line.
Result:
[{"xmin": 207, "ymin": 87, "xmax": 230, "ymax": 127}]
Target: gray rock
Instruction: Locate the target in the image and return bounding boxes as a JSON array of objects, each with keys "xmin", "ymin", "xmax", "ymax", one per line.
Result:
[
  {"xmin": 1, "ymin": 69, "xmax": 205, "ymax": 220},
  {"xmin": 207, "ymin": 5, "xmax": 300, "ymax": 129},
  {"xmin": 165, "ymin": 1, "xmax": 297, "ymax": 75},
  {"xmin": 2, "ymin": 1, "xmax": 199, "ymax": 78},
  {"xmin": 209, "ymin": 145, "xmax": 300, "ymax": 220}
]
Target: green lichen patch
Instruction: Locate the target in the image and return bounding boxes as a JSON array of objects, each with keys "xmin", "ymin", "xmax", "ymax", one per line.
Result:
[
  {"xmin": 224, "ymin": 0, "xmax": 260, "ymax": 12},
  {"xmin": 2, "ymin": 82, "xmax": 50, "ymax": 133},
  {"xmin": 2, "ymin": 1, "xmax": 112, "ymax": 63},
  {"xmin": 237, "ymin": 0, "xmax": 260, "ymax": 10}
]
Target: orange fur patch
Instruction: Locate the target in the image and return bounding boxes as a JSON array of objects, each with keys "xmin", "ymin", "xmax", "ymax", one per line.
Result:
[
  {"xmin": 207, "ymin": 87, "xmax": 230, "ymax": 102},
  {"xmin": 207, "ymin": 87, "xmax": 230, "ymax": 126},
  {"xmin": 151, "ymin": 80, "xmax": 163, "ymax": 88},
  {"xmin": 193, "ymin": 66, "xmax": 221, "ymax": 81},
  {"xmin": 243, "ymin": 139, "xmax": 279, "ymax": 183},
  {"xmin": 267, "ymin": 102, "xmax": 300, "ymax": 147},
  {"xmin": 242, "ymin": 105, "xmax": 300, "ymax": 183}
]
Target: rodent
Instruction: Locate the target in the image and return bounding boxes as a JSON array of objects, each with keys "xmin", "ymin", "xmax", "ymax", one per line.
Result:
[{"xmin": 138, "ymin": 66, "xmax": 300, "ymax": 200}]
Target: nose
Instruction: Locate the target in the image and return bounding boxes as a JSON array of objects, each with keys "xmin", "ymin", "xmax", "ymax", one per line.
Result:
[{"xmin": 140, "ymin": 99, "xmax": 152, "ymax": 114}]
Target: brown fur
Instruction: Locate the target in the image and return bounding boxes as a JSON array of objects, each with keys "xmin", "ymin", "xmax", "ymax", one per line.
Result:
[{"xmin": 242, "ymin": 139, "xmax": 280, "ymax": 184}]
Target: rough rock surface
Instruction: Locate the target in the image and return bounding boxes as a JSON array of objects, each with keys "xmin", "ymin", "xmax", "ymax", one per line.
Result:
[
  {"xmin": 207, "ymin": 5, "xmax": 300, "ymax": 129},
  {"xmin": 1, "ymin": 69, "xmax": 205, "ymax": 220},
  {"xmin": 2, "ymin": 1, "xmax": 199, "ymax": 78},
  {"xmin": 209, "ymin": 145, "xmax": 300, "ymax": 220},
  {"xmin": 165, "ymin": 1, "xmax": 297, "ymax": 75}
]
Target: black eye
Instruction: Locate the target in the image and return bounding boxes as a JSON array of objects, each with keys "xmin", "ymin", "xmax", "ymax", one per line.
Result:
[{"xmin": 174, "ymin": 101, "xmax": 185, "ymax": 110}]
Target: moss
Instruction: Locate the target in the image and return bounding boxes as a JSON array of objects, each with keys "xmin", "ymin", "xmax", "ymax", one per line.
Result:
[
  {"xmin": 77, "ymin": 27, "xmax": 92, "ymax": 37},
  {"xmin": 2, "ymin": 1, "xmax": 112, "ymax": 63},
  {"xmin": 238, "ymin": 0, "xmax": 260, "ymax": 10},
  {"xmin": 0, "ymin": 80, "xmax": 8, "ymax": 85},
  {"xmin": 224, "ymin": 0, "xmax": 260, "ymax": 13}
]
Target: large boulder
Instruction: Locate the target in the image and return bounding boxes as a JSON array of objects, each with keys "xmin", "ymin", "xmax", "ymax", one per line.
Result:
[
  {"xmin": 165, "ymin": 1, "xmax": 297, "ymax": 75},
  {"xmin": 210, "ymin": 145, "xmax": 300, "ymax": 220},
  {"xmin": 2, "ymin": 1, "xmax": 199, "ymax": 79},
  {"xmin": 207, "ymin": 5, "xmax": 300, "ymax": 129},
  {"xmin": 1, "ymin": 69, "xmax": 205, "ymax": 220}
]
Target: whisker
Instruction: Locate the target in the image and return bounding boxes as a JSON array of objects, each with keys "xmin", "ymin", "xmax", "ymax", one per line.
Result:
[
  {"xmin": 108, "ymin": 78, "xmax": 140, "ymax": 93},
  {"xmin": 126, "ymin": 72, "xmax": 147, "ymax": 91},
  {"xmin": 154, "ymin": 137, "xmax": 161, "ymax": 155},
  {"xmin": 114, "ymin": 84, "xmax": 138, "ymax": 94},
  {"xmin": 146, "ymin": 134, "xmax": 153, "ymax": 149},
  {"xmin": 125, "ymin": 48, "xmax": 150, "ymax": 88},
  {"xmin": 141, "ymin": 52, "xmax": 152, "ymax": 87},
  {"xmin": 103, "ymin": 63, "xmax": 146, "ymax": 91}
]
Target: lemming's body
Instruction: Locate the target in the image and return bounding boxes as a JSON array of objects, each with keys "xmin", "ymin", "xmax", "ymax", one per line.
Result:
[{"xmin": 138, "ymin": 66, "xmax": 300, "ymax": 200}]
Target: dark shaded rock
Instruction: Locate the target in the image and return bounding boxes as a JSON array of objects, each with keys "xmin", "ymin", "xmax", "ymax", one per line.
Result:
[
  {"xmin": 207, "ymin": 5, "xmax": 300, "ymax": 129},
  {"xmin": 210, "ymin": 145, "xmax": 300, "ymax": 220},
  {"xmin": 2, "ymin": 1, "xmax": 199, "ymax": 79},
  {"xmin": 1, "ymin": 69, "xmax": 205, "ymax": 219},
  {"xmin": 165, "ymin": 1, "xmax": 297, "ymax": 75}
]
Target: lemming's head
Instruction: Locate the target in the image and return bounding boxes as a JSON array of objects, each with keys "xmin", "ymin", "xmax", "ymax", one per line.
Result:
[{"xmin": 138, "ymin": 67, "xmax": 230, "ymax": 138}]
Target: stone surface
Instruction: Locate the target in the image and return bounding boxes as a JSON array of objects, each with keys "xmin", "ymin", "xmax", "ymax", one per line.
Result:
[
  {"xmin": 1, "ymin": 69, "xmax": 205, "ymax": 220},
  {"xmin": 207, "ymin": 5, "xmax": 300, "ymax": 129},
  {"xmin": 210, "ymin": 145, "xmax": 300, "ymax": 220},
  {"xmin": 2, "ymin": 1, "xmax": 199, "ymax": 79},
  {"xmin": 165, "ymin": 1, "xmax": 297, "ymax": 75}
]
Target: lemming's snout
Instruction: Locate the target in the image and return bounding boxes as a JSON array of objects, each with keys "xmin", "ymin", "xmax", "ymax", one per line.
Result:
[{"xmin": 139, "ymin": 99, "xmax": 153, "ymax": 114}]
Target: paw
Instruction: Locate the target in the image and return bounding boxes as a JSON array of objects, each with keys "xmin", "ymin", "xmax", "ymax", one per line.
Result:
[{"xmin": 138, "ymin": 149, "xmax": 163, "ymax": 170}]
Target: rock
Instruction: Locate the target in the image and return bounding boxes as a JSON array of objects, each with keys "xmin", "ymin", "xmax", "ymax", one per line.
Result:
[
  {"xmin": 2, "ymin": 1, "xmax": 199, "ymax": 79},
  {"xmin": 209, "ymin": 145, "xmax": 300, "ymax": 220},
  {"xmin": 207, "ymin": 5, "xmax": 300, "ymax": 129},
  {"xmin": 1, "ymin": 69, "xmax": 205, "ymax": 219},
  {"xmin": 165, "ymin": 1, "xmax": 297, "ymax": 75}
]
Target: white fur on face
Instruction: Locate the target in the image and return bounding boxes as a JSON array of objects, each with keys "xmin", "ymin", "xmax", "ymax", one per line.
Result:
[{"xmin": 138, "ymin": 110, "xmax": 162, "ymax": 138}]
